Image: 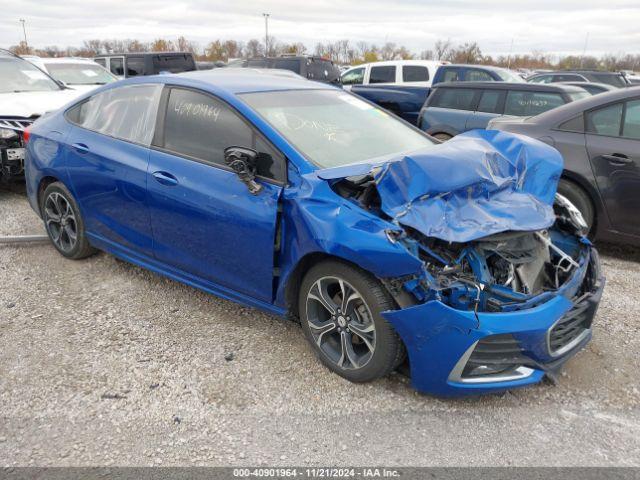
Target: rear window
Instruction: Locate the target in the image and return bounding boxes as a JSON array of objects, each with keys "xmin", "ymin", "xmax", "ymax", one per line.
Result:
[
  {"xmin": 402, "ymin": 66, "xmax": 429, "ymax": 82},
  {"xmin": 464, "ymin": 69, "xmax": 493, "ymax": 82},
  {"xmin": 504, "ymin": 91, "xmax": 565, "ymax": 116},
  {"xmin": 307, "ymin": 59, "xmax": 339, "ymax": 82},
  {"xmin": 152, "ymin": 54, "xmax": 195, "ymax": 74},
  {"xmin": 588, "ymin": 73, "xmax": 627, "ymax": 88},
  {"xmin": 441, "ymin": 69, "xmax": 459, "ymax": 82},
  {"xmin": 431, "ymin": 88, "xmax": 477, "ymax": 111},
  {"xmin": 247, "ymin": 59, "xmax": 268, "ymax": 68},
  {"xmin": 369, "ymin": 66, "xmax": 396, "ymax": 84}
]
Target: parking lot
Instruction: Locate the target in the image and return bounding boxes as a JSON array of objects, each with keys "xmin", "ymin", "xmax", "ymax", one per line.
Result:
[{"xmin": 1, "ymin": 183, "xmax": 639, "ymax": 466}]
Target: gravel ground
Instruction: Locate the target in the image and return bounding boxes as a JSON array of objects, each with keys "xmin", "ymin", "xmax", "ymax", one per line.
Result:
[{"xmin": 1, "ymin": 183, "xmax": 639, "ymax": 467}]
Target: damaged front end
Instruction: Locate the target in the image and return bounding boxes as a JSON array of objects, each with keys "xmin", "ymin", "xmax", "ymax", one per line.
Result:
[
  {"xmin": 324, "ymin": 130, "xmax": 605, "ymax": 396},
  {"xmin": 0, "ymin": 118, "xmax": 33, "ymax": 181}
]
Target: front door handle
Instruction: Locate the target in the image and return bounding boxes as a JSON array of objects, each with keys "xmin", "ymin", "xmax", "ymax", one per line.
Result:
[
  {"xmin": 71, "ymin": 143, "xmax": 89, "ymax": 154},
  {"xmin": 602, "ymin": 153, "xmax": 632, "ymax": 166},
  {"xmin": 152, "ymin": 170, "xmax": 178, "ymax": 186}
]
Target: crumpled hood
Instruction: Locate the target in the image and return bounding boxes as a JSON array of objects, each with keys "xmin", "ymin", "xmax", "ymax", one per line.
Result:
[
  {"xmin": 0, "ymin": 90, "xmax": 82, "ymax": 118},
  {"xmin": 319, "ymin": 129, "xmax": 563, "ymax": 243}
]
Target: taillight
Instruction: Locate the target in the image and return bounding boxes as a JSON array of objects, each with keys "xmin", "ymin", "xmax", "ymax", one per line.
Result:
[{"xmin": 22, "ymin": 128, "xmax": 31, "ymax": 144}]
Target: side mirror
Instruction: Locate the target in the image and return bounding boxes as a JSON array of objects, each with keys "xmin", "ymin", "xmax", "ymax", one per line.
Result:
[{"xmin": 224, "ymin": 146, "xmax": 263, "ymax": 195}]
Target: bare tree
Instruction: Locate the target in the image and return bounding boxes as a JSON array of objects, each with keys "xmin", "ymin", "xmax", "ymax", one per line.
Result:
[{"xmin": 434, "ymin": 39, "xmax": 452, "ymax": 60}]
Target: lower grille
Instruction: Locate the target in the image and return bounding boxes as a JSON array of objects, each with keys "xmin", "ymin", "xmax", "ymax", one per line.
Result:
[
  {"xmin": 461, "ymin": 334, "xmax": 530, "ymax": 380},
  {"xmin": 548, "ymin": 296, "xmax": 591, "ymax": 356}
]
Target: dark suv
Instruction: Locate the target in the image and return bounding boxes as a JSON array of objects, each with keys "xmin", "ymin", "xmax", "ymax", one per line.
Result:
[
  {"xmin": 231, "ymin": 55, "xmax": 341, "ymax": 84},
  {"xmin": 94, "ymin": 52, "xmax": 197, "ymax": 78},
  {"xmin": 418, "ymin": 82, "xmax": 590, "ymax": 140},
  {"xmin": 528, "ymin": 71, "xmax": 630, "ymax": 88}
]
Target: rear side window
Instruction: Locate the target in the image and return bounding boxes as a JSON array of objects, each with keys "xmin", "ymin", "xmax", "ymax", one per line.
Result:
[
  {"xmin": 504, "ymin": 91, "xmax": 565, "ymax": 116},
  {"xmin": 162, "ymin": 88, "xmax": 284, "ymax": 181},
  {"xmin": 622, "ymin": 100, "xmax": 640, "ymax": 139},
  {"xmin": 369, "ymin": 66, "xmax": 396, "ymax": 84},
  {"xmin": 558, "ymin": 115, "xmax": 584, "ymax": 132},
  {"xmin": 109, "ymin": 57, "xmax": 124, "ymax": 76},
  {"xmin": 402, "ymin": 66, "xmax": 429, "ymax": 82},
  {"xmin": 341, "ymin": 67, "xmax": 365, "ymax": 85},
  {"xmin": 431, "ymin": 88, "xmax": 477, "ymax": 111},
  {"xmin": 126, "ymin": 57, "xmax": 145, "ymax": 77},
  {"xmin": 586, "ymin": 103, "xmax": 623, "ymax": 136},
  {"xmin": 67, "ymin": 84, "xmax": 162, "ymax": 145},
  {"xmin": 465, "ymin": 69, "xmax": 493, "ymax": 82},
  {"xmin": 477, "ymin": 90, "xmax": 503, "ymax": 113}
]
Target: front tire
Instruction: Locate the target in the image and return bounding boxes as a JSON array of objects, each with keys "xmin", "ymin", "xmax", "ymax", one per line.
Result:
[
  {"xmin": 299, "ymin": 260, "xmax": 403, "ymax": 383},
  {"xmin": 40, "ymin": 182, "xmax": 96, "ymax": 259}
]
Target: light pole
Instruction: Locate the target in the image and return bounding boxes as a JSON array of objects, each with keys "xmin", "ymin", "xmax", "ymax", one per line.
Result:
[
  {"xmin": 262, "ymin": 13, "xmax": 270, "ymax": 57},
  {"xmin": 19, "ymin": 18, "xmax": 28, "ymax": 47}
]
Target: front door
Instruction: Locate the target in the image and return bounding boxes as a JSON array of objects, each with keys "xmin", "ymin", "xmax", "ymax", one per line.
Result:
[
  {"xmin": 585, "ymin": 98, "xmax": 640, "ymax": 236},
  {"xmin": 147, "ymin": 87, "xmax": 286, "ymax": 303}
]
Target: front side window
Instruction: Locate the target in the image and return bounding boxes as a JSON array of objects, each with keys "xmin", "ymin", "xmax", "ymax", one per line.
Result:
[
  {"xmin": 45, "ymin": 63, "xmax": 117, "ymax": 85},
  {"xmin": 162, "ymin": 88, "xmax": 285, "ymax": 180},
  {"xmin": 431, "ymin": 88, "xmax": 477, "ymax": 111},
  {"xmin": 67, "ymin": 84, "xmax": 162, "ymax": 145},
  {"xmin": 369, "ymin": 66, "xmax": 396, "ymax": 84},
  {"xmin": 241, "ymin": 89, "xmax": 435, "ymax": 169},
  {"xmin": 0, "ymin": 54, "xmax": 60, "ymax": 93},
  {"xmin": 465, "ymin": 69, "xmax": 493, "ymax": 82},
  {"xmin": 622, "ymin": 100, "xmax": 640, "ymax": 139},
  {"xmin": 341, "ymin": 67, "xmax": 365, "ymax": 85},
  {"xmin": 126, "ymin": 57, "xmax": 145, "ymax": 77},
  {"xmin": 477, "ymin": 90, "xmax": 503, "ymax": 113},
  {"xmin": 402, "ymin": 66, "xmax": 429, "ymax": 82},
  {"xmin": 110, "ymin": 57, "xmax": 124, "ymax": 76},
  {"xmin": 504, "ymin": 91, "xmax": 564, "ymax": 116},
  {"xmin": 586, "ymin": 103, "xmax": 623, "ymax": 136}
]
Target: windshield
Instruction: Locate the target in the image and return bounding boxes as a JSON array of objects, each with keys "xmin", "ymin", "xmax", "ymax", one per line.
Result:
[
  {"xmin": 496, "ymin": 69, "xmax": 525, "ymax": 82},
  {"xmin": 0, "ymin": 56, "xmax": 60, "ymax": 93},
  {"xmin": 45, "ymin": 62, "xmax": 117, "ymax": 85},
  {"xmin": 241, "ymin": 89, "xmax": 435, "ymax": 168},
  {"xmin": 590, "ymin": 73, "xmax": 627, "ymax": 88}
]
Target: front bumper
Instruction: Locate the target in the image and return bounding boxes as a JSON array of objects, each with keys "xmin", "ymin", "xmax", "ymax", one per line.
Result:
[
  {"xmin": 0, "ymin": 146, "xmax": 25, "ymax": 180},
  {"xmin": 383, "ymin": 247, "xmax": 604, "ymax": 396}
]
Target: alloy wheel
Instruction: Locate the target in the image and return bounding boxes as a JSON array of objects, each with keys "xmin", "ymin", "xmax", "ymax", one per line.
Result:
[
  {"xmin": 44, "ymin": 192, "xmax": 78, "ymax": 254},
  {"xmin": 305, "ymin": 276, "xmax": 376, "ymax": 370}
]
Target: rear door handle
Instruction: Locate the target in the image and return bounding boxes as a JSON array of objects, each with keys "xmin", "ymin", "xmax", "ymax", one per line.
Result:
[
  {"xmin": 71, "ymin": 143, "xmax": 89, "ymax": 154},
  {"xmin": 152, "ymin": 170, "xmax": 178, "ymax": 186},
  {"xmin": 602, "ymin": 153, "xmax": 632, "ymax": 166}
]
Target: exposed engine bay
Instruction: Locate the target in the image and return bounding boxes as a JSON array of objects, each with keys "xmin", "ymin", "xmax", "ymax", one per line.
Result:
[{"xmin": 331, "ymin": 173, "xmax": 589, "ymax": 313}]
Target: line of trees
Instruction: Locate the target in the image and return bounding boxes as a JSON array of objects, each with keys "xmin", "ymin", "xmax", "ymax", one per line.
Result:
[{"xmin": 7, "ymin": 37, "xmax": 640, "ymax": 71}]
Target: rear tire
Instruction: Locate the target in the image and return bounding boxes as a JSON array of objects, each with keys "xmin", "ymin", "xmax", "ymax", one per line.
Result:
[
  {"xmin": 40, "ymin": 182, "xmax": 96, "ymax": 260},
  {"xmin": 299, "ymin": 260, "xmax": 404, "ymax": 383},
  {"xmin": 557, "ymin": 179, "xmax": 594, "ymax": 233}
]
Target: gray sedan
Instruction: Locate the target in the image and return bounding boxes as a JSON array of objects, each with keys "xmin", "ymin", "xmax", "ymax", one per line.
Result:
[{"xmin": 489, "ymin": 86, "xmax": 640, "ymax": 246}]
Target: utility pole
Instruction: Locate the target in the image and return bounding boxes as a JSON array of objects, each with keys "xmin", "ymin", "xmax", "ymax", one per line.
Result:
[
  {"xmin": 262, "ymin": 13, "xmax": 270, "ymax": 57},
  {"xmin": 507, "ymin": 37, "xmax": 514, "ymax": 69},
  {"xmin": 19, "ymin": 18, "xmax": 28, "ymax": 47},
  {"xmin": 580, "ymin": 32, "xmax": 589, "ymax": 68}
]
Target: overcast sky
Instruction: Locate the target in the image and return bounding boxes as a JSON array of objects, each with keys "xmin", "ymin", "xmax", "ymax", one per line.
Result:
[{"xmin": 2, "ymin": 0, "xmax": 639, "ymax": 57}]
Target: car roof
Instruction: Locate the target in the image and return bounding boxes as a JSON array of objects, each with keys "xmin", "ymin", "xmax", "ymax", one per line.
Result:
[
  {"xmin": 28, "ymin": 57, "xmax": 98, "ymax": 64},
  {"xmin": 523, "ymin": 85, "xmax": 640, "ymax": 124},
  {"xmin": 95, "ymin": 52, "xmax": 193, "ymax": 58},
  {"xmin": 432, "ymin": 81, "xmax": 587, "ymax": 93},
  {"xmin": 443, "ymin": 64, "xmax": 510, "ymax": 71},
  {"xmin": 167, "ymin": 68, "xmax": 335, "ymax": 94}
]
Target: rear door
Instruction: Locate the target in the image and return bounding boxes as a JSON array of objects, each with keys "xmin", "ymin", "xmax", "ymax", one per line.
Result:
[
  {"xmin": 466, "ymin": 89, "xmax": 505, "ymax": 130},
  {"xmin": 64, "ymin": 84, "xmax": 162, "ymax": 255},
  {"xmin": 585, "ymin": 98, "xmax": 640, "ymax": 235},
  {"xmin": 147, "ymin": 87, "xmax": 286, "ymax": 302}
]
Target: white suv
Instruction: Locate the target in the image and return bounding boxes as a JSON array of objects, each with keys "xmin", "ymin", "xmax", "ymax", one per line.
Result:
[
  {"xmin": 23, "ymin": 56, "xmax": 117, "ymax": 94},
  {"xmin": 341, "ymin": 60, "xmax": 449, "ymax": 90},
  {"xmin": 0, "ymin": 50, "xmax": 82, "ymax": 181}
]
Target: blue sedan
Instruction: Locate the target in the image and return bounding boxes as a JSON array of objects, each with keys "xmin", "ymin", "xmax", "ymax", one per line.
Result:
[{"xmin": 24, "ymin": 70, "xmax": 604, "ymax": 396}]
